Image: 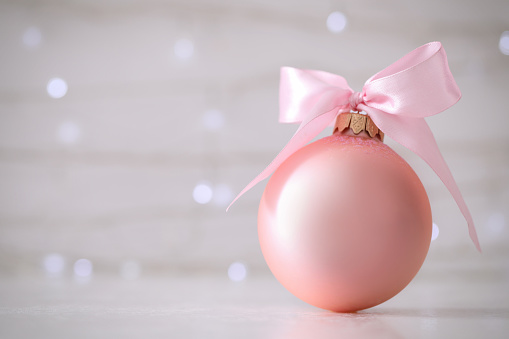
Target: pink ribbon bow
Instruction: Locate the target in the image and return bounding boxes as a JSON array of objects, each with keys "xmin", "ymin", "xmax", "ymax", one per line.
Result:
[{"xmin": 228, "ymin": 42, "xmax": 480, "ymax": 252}]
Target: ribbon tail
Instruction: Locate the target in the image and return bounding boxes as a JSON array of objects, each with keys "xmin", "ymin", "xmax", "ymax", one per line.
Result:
[
  {"xmin": 365, "ymin": 107, "xmax": 481, "ymax": 252},
  {"xmin": 227, "ymin": 93, "xmax": 346, "ymax": 211}
]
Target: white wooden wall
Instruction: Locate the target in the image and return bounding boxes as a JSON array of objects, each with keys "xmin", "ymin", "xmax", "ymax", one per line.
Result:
[{"xmin": 0, "ymin": 0, "xmax": 508, "ymax": 279}]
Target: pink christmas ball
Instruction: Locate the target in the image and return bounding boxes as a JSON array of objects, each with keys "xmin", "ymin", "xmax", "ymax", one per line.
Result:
[{"xmin": 258, "ymin": 133, "xmax": 432, "ymax": 312}]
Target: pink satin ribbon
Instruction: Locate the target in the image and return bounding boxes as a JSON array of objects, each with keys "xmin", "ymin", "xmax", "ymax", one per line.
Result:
[{"xmin": 228, "ymin": 42, "xmax": 481, "ymax": 252}]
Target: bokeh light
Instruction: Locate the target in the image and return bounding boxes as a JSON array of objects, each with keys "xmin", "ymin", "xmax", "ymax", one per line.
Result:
[
  {"xmin": 57, "ymin": 121, "xmax": 81, "ymax": 144},
  {"xmin": 193, "ymin": 182, "xmax": 213, "ymax": 204},
  {"xmin": 120, "ymin": 261, "xmax": 141, "ymax": 280},
  {"xmin": 212, "ymin": 183, "xmax": 233, "ymax": 207},
  {"xmin": 487, "ymin": 212, "xmax": 505, "ymax": 236},
  {"xmin": 73, "ymin": 259, "xmax": 93, "ymax": 277},
  {"xmin": 326, "ymin": 11, "xmax": 347, "ymax": 33},
  {"xmin": 174, "ymin": 38, "xmax": 194, "ymax": 60},
  {"xmin": 228, "ymin": 262, "xmax": 247, "ymax": 282},
  {"xmin": 202, "ymin": 109, "xmax": 225, "ymax": 130},
  {"xmin": 499, "ymin": 31, "xmax": 509, "ymax": 55},
  {"xmin": 431, "ymin": 222, "xmax": 439, "ymax": 242},
  {"xmin": 43, "ymin": 253, "xmax": 65, "ymax": 275},
  {"xmin": 22, "ymin": 26, "xmax": 42, "ymax": 49},
  {"xmin": 46, "ymin": 78, "xmax": 68, "ymax": 98}
]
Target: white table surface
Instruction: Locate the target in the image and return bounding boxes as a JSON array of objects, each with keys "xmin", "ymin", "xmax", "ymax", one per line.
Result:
[{"xmin": 1, "ymin": 274, "xmax": 508, "ymax": 339}]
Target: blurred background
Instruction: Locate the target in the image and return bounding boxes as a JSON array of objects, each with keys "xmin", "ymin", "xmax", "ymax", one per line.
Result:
[{"xmin": 0, "ymin": 0, "xmax": 508, "ymax": 284}]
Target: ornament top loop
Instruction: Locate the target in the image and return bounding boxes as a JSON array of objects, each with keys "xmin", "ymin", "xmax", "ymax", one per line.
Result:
[{"xmin": 227, "ymin": 42, "xmax": 480, "ymax": 252}]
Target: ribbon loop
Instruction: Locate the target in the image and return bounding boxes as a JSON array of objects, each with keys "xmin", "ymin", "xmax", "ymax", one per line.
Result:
[{"xmin": 228, "ymin": 42, "xmax": 480, "ymax": 252}]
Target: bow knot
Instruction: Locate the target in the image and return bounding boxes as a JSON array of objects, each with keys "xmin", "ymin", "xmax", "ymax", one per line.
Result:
[
  {"xmin": 349, "ymin": 92, "xmax": 364, "ymax": 111},
  {"xmin": 228, "ymin": 42, "xmax": 480, "ymax": 252}
]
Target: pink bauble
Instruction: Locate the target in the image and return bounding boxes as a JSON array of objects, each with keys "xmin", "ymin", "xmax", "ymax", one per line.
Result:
[{"xmin": 258, "ymin": 133, "xmax": 432, "ymax": 312}]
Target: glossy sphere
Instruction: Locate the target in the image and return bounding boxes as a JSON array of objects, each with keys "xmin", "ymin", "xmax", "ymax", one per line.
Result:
[{"xmin": 258, "ymin": 134, "xmax": 432, "ymax": 312}]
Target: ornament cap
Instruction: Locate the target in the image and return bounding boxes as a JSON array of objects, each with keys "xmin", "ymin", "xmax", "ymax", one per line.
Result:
[{"xmin": 333, "ymin": 112, "xmax": 384, "ymax": 141}]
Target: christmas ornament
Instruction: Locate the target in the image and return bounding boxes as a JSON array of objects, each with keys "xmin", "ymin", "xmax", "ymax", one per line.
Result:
[
  {"xmin": 259, "ymin": 116, "xmax": 432, "ymax": 312},
  {"xmin": 228, "ymin": 42, "xmax": 480, "ymax": 312}
]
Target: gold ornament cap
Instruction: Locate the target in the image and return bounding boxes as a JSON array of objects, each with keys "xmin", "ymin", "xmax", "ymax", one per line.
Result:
[{"xmin": 333, "ymin": 112, "xmax": 384, "ymax": 142}]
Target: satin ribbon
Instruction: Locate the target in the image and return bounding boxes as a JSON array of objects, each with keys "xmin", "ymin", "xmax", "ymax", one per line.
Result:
[{"xmin": 228, "ymin": 42, "xmax": 480, "ymax": 252}]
